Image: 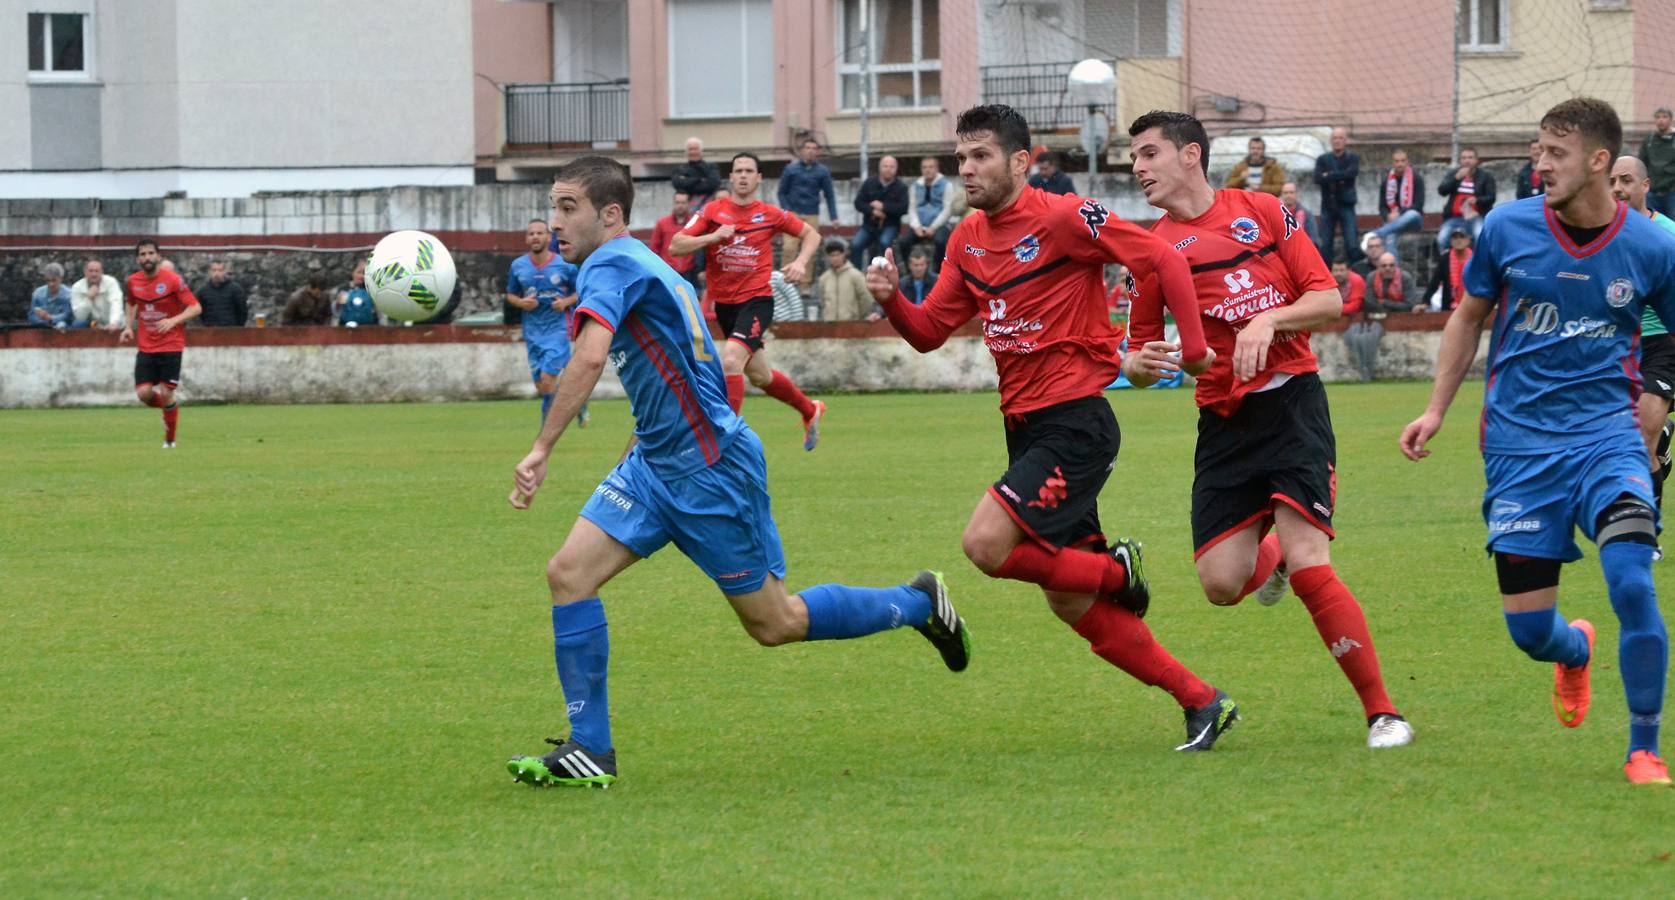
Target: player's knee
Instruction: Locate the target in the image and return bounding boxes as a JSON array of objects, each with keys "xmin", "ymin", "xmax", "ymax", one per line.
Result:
[
  {"xmin": 720, "ymin": 343, "xmax": 750, "ymax": 372},
  {"xmin": 544, "ymin": 553, "xmax": 593, "ymax": 603},
  {"xmin": 1202, "ymin": 579, "xmax": 1244, "ymax": 607},
  {"xmin": 961, "ymin": 530, "xmax": 1009, "ymax": 574},
  {"xmin": 746, "ymin": 369, "xmax": 773, "ymax": 388},
  {"xmin": 739, "ymin": 612, "xmax": 800, "ymax": 647}
]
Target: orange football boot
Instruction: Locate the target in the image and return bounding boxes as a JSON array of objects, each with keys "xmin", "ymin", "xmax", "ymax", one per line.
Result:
[
  {"xmin": 1624, "ymin": 750, "xmax": 1673, "ymax": 786},
  {"xmin": 1551, "ymin": 618, "xmax": 1595, "ymax": 728}
]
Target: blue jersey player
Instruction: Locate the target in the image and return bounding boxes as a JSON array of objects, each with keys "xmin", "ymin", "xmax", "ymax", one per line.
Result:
[
  {"xmin": 506, "ymin": 218, "xmax": 588, "ymax": 427},
  {"xmin": 1402, "ymin": 98, "xmax": 1675, "ymax": 785},
  {"xmin": 504, "ymin": 157, "xmax": 971, "ymax": 788}
]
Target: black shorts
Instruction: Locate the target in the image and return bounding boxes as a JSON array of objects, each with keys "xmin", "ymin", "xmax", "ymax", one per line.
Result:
[
  {"xmin": 1642, "ymin": 334, "xmax": 1675, "ymax": 401},
  {"xmin": 1191, "ymin": 372, "xmax": 1336, "ymax": 555},
  {"xmin": 990, "ymin": 395, "xmax": 1119, "ymax": 551},
  {"xmin": 134, "ymin": 351, "xmax": 183, "ymax": 387},
  {"xmin": 714, "ymin": 296, "xmax": 774, "ymax": 353}
]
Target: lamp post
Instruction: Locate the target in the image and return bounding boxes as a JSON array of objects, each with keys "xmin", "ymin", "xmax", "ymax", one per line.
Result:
[{"xmin": 1068, "ymin": 59, "xmax": 1115, "ymax": 175}]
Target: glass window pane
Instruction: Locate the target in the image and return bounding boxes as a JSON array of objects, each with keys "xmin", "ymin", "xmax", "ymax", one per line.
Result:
[
  {"xmin": 1479, "ymin": 0, "xmax": 1500, "ymax": 45},
  {"xmin": 920, "ymin": 69, "xmax": 941, "ymax": 108},
  {"xmin": 877, "ymin": 71, "xmax": 914, "ymax": 107},
  {"xmin": 840, "ymin": 0, "xmax": 863, "ymax": 65},
  {"xmin": 1456, "ymin": 0, "xmax": 1469, "ymax": 44},
  {"xmin": 878, "ymin": 0, "xmax": 914, "ymax": 64},
  {"xmin": 842, "ymin": 73, "xmax": 865, "ymax": 109},
  {"xmin": 51, "ymin": 13, "xmax": 84, "ymax": 72},
  {"xmin": 28, "ymin": 13, "xmax": 45, "ymax": 71},
  {"xmin": 743, "ymin": 0, "xmax": 773, "ymax": 113},
  {"xmin": 921, "ymin": 0, "xmax": 940, "ymax": 61},
  {"xmin": 670, "ymin": 0, "xmax": 744, "ymax": 115}
]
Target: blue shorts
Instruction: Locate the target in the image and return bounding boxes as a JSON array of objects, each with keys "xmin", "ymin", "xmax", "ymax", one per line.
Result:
[
  {"xmin": 1483, "ymin": 433, "xmax": 1655, "ymax": 562},
  {"xmin": 527, "ymin": 342, "xmax": 572, "ymax": 380},
  {"xmin": 579, "ymin": 428, "xmax": 786, "ymax": 594}
]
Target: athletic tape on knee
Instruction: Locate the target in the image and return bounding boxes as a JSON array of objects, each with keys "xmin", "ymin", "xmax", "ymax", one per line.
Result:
[{"xmin": 1597, "ymin": 496, "xmax": 1658, "ymax": 547}]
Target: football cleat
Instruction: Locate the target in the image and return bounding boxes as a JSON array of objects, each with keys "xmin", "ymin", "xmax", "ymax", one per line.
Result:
[
  {"xmin": 576, "ymin": 407, "xmax": 590, "ymax": 429},
  {"xmin": 1367, "ymin": 713, "xmax": 1415, "ymax": 749},
  {"xmin": 910, "ymin": 570, "xmax": 971, "ymax": 672},
  {"xmin": 1176, "ymin": 689, "xmax": 1239, "ymax": 752},
  {"xmin": 1254, "ymin": 563, "xmax": 1289, "ymax": 606},
  {"xmin": 1552, "ymin": 619, "xmax": 1595, "ymax": 729},
  {"xmin": 802, "ymin": 400, "xmax": 826, "ymax": 452},
  {"xmin": 1107, "ymin": 537, "xmax": 1151, "ymax": 619},
  {"xmin": 507, "ymin": 738, "xmax": 617, "ymax": 788},
  {"xmin": 162, "ymin": 441, "xmax": 177, "ymax": 449},
  {"xmin": 1624, "ymin": 750, "xmax": 1673, "ymax": 786}
]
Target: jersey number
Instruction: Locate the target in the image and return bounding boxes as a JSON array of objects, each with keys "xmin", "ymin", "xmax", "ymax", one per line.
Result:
[{"xmin": 675, "ymin": 284, "xmax": 715, "ymax": 361}]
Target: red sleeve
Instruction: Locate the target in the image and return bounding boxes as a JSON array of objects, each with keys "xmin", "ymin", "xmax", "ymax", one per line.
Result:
[
  {"xmin": 1260, "ymin": 193, "xmax": 1336, "ymax": 293},
  {"xmin": 1127, "ymin": 269, "xmax": 1166, "ymax": 347},
  {"xmin": 1056, "ymin": 197, "xmax": 1206, "ymax": 364},
  {"xmin": 882, "ymin": 244, "xmax": 979, "ymax": 351},
  {"xmin": 678, "ymin": 207, "xmax": 713, "ymax": 237},
  {"xmin": 171, "ymin": 273, "xmax": 199, "ymax": 307},
  {"xmin": 777, "ymin": 208, "xmax": 807, "ymax": 238},
  {"xmin": 1340, "ymin": 273, "xmax": 1365, "ymax": 315}
]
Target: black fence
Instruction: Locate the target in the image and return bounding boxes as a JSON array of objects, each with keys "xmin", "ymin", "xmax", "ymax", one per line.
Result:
[
  {"xmin": 979, "ymin": 63, "xmax": 1115, "ymax": 132},
  {"xmin": 505, "ymin": 81, "xmax": 630, "ymax": 147}
]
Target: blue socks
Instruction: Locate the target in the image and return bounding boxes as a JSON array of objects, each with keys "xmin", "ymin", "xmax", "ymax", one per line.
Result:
[
  {"xmin": 539, "ymin": 392, "xmax": 554, "ymax": 424},
  {"xmin": 1601, "ymin": 541, "xmax": 1667, "ymax": 758},
  {"xmin": 801, "ymin": 583, "xmax": 932, "ymax": 641},
  {"xmin": 1504, "ymin": 607, "xmax": 1591, "ymax": 668},
  {"xmin": 551, "ymin": 599, "xmax": 611, "ymax": 754}
]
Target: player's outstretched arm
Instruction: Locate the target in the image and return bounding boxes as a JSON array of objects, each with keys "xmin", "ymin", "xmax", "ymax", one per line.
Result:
[
  {"xmin": 864, "ymin": 248, "xmax": 976, "ymax": 352},
  {"xmin": 510, "ymin": 321, "xmax": 612, "ymax": 509},
  {"xmin": 1400, "ymin": 292, "xmax": 1495, "ymax": 461},
  {"xmin": 781, "ymin": 219, "xmax": 821, "ymax": 285},
  {"xmin": 669, "ymin": 223, "xmax": 733, "ymax": 257}
]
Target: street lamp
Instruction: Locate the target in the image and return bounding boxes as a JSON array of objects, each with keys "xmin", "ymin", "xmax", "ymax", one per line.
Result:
[{"xmin": 1067, "ymin": 59, "xmax": 1115, "ymax": 174}]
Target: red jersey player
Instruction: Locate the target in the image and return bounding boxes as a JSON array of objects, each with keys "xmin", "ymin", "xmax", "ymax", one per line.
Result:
[
  {"xmin": 670, "ymin": 152, "xmax": 826, "ymax": 450},
  {"xmin": 1123, "ymin": 110, "xmax": 1413, "ymax": 749},
  {"xmin": 865, "ymin": 104, "xmax": 1241, "ymax": 752},
  {"xmin": 120, "ymin": 239, "xmax": 201, "ymax": 447}
]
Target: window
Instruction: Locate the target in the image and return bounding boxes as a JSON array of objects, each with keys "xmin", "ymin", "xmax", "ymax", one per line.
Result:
[
  {"xmin": 838, "ymin": 0, "xmax": 941, "ymax": 110},
  {"xmin": 668, "ymin": 0, "xmax": 774, "ymax": 117},
  {"xmin": 1457, "ymin": 0, "xmax": 1507, "ymax": 50},
  {"xmin": 27, "ymin": 12, "xmax": 91, "ymax": 77}
]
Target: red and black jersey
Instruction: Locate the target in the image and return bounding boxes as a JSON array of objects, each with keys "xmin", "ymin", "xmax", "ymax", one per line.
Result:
[
  {"xmin": 1134, "ymin": 189, "xmax": 1337, "ymax": 417},
  {"xmin": 125, "ymin": 268, "xmax": 199, "ymax": 354},
  {"xmin": 680, "ymin": 198, "xmax": 805, "ymax": 304},
  {"xmin": 881, "ymin": 185, "xmax": 1205, "ymax": 414}
]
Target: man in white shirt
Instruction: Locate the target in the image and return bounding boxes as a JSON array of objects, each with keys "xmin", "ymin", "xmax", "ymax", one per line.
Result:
[{"xmin": 71, "ymin": 259, "xmax": 124, "ymax": 330}]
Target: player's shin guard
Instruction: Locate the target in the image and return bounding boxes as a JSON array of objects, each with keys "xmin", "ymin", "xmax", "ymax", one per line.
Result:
[
  {"xmin": 551, "ymin": 598, "xmax": 612, "ymax": 754},
  {"xmin": 1072, "ymin": 599, "xmax": 1216, "ymax": 709},
  {"xmin": 993, "ymin": 542, "xmax": 1127, "ymax": 596},
  {"xmin": 1601, "ymin": 541, "xmax": 1668, "ymax": 757},
  {"xmin": 801, "ymin": 583, "xmax": 932, "ymax": 640},
  {"xmin": 1236, "ymin": 533, "xmax": 1283, "ymax": 600},
  {"xmin": 762, "ymin": 370, "xmax": 817, "ymax": 419},
  {"xmin": 162, "ymin": 403, "xmax": 179, "ymax": 442},
  {"xmin": 1504, "ymin": 607, "xmax": 1591, "ymax": 667},
  {"xmin": 1290, "ymin": 565, "xmax": 1398, "ymax": 719},
  {"xmin": 725, "ymin": 374, "xmax": 746, "ymax": 413}
]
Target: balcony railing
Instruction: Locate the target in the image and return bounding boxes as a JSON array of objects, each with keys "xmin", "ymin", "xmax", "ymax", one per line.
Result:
[
  {"xmin": 505, "ymin": 81, "xmax": 630, "ymax": 148},
  {"xmin": 980, "ymin": 62, "xmax": 1115, "ymax": 132}
]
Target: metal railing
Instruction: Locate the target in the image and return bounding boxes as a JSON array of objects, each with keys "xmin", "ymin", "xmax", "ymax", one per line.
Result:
[
  {"xmin": 504, "ymin": 81, "xmax": 630, "ymax": 147},
  {"xmin": 980, "ymin": 62, "xmax": 1115, "ymax": 132}
]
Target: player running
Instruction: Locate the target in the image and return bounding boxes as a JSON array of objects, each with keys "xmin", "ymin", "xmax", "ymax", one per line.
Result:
[
  {"xmin": 864, "ymin": 104, "xmax": 1240, "ymax": 752},
  {"xmin": 508, "ymin": 218, "xmax": 588, "ymax": 428},
  {"xmin": 1123, "ymin": 111, "xmax": 1412, "ymax": 750},
  {"xmin": 504, "ymin": 157, "xmax": 970, "ymax": 788},
  {"xmin": 1401, "ymin": 98, "xmax": 1675, "ymax": 785},
  {"xmin": 1608, "ymin": 156, "xmax": 1675, "ymax": 536},
  {"xmin": 120, "ymin": 239, "xmax": 201, "ymax": 447},
  {"xmin": 670, "ymin": 152, "xmax": 827, "ymax": 450}
]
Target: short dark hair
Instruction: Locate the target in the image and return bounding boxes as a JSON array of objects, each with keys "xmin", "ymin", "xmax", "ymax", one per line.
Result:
[
  {"xmin": 527, "ymin": 218, "xmax": 548, "ymax": 227},
  {"xmin": 135, "ymin": 238, "xmax": 158, "ymax": 254},
  {"xmin": 823, "ymin": 238, "xmax": 848, "ymax": 254},
  {"xmin": 308, "ymin": 273, "xmax": 327, "ymax": 290},
  {"xmin": 800, "ymin": 137, "xmax": 820, "ymax": 148},
  {"xmin": 1459, "ymin": 146, "xmax": 1479, "ymax": 157},
  {"xmin": 907, "ymin": 249, "xmax": 931, "ymax": 263},
  {"xmin": 956, "ymin": 104, "xmax": 1032, "ymax": 157},
  {"xmin": 554, "ymin": 156, "xmax": 635, "ymax": 219},
  {"xmin": 1249, "ymin": 136, "xmax": 1265, "ymax": 145},
  {"xmin": 1331, "ymin": 255, "xmax": 1349, "ymax": 267},
  {"xmin": 1128, "ymin": 110, "xmax": 1211, "ymax": 175},
  {"xmin": 731, "ymin": 151, "xmax": 762, "ymax": 171},
  {"xmin": 1038, "ymin": 151, "xmax": 1061, "ymax": 167},
  {"xmin": 1540, "ymin": 97, "xmax": 1623, "ymax": 160}
]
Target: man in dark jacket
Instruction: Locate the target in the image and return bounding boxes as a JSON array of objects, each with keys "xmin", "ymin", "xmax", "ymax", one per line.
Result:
[
  {"xmin": 1028, "ymin": 152, "xmax": 1075, "ymax": 194},
  {"xmin": 1435, "ymin": 146, "xmax": 1496, "ymax": 255},
  {"xmin": 1515, "ymin": 138, "xmax": 1545, "ymax": 200},
  {"xmin": 849, "ymin": 155, "xmax": 908, "ymax": 269},
  {"xmin": 777, "ymin": 137, "xmax": 837, "ymax": 289},
  {"xmin": 1640, "ymin": 107, "xmax": 1675, "ymax": 215},
  {"xmin": 281, "ymin": 274, "xmax": 333, "ymax": 326},
  {"xmin": 1313, "ymin": 126, "xmax": 1362, "ymax": 264},
  {"xmin": 671, "ymin": 137, "xmax": 720, "ymax": 205},
  {"xmin": 196, "ymin": 261, "xmax": 249, "ymax": 326}
]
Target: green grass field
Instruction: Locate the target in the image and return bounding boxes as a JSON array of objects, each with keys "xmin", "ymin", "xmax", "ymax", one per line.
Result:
[{"xmin": 5, "ymin": 383, "xmax": 1673, "ymax": 896}]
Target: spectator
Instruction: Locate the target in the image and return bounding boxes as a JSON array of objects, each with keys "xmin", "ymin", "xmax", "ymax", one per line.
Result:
[
  {"xmin": 648, "ymin": 191, "xmax": 701, "ymax": 293},
  {"xmin": 898, "ymin": 249, "xmax": 938, "ymax": 306},
  {"xmin": 1640, "ymin": 107, "xmax": 1675, "ymax": 215},
  {"xmin": 1352, "ymin": 233, "xmax": 1388, "ymax": 283},
  {"xmin": 1365, "ymin": 252, "xmax": 1417, "ymax": 313},
  {"xmin": 282, "ymin": 274, "xmax": 332, "ymax": 326},
  {"xmin": 1435, "ymin": 146, "xmax": 1496, "ymax": 255},
  {"xmin": 70, "ymin": 259, "xmax": 124, "ymax": 330},
  {"xmin": 29, "ymin": 263, "xmax": 74, "ymax": 328},
  {"xmin": 1334, "ymin": 257, "xmax": 1385, "ymax": 382},
  {"xmin": 195, "ymin": 261, "xmax": 249, "ymax": 327},
  {"xmin": 1312, "ymin": 126, "xmax": 1362, "ymax": 263},
  {"xmin": 1515, "ymin": 138, "xmax": 1545, "ymax": 200},
  {"xmin": 1422, "ymin": 228, "xmax": 1474, "ymax": 312},
  {"xmin": 1332, "ymin": 255, "xmax": 1366, "ymax": 316},
  {"xmin": 1028, "ymin": 151, "xmax": 1075, "ymax": 195},
  {"xmin": 817, "ymin": 239, "xmax": 873, "ymax": 321},
  {"xmin": 671, "ymin": 137, "xmax": 721, "ymax": 206},
  {"xmin": 1106, "ymin": 264, "xmax": 1132, "ymax": 322},
  {"xmin": 1371, "ymin": 149, "xmax": 1425, "ymax": 258},
  {"xmin": 1224, "ymin": 136, "xmax": 1285, "ymax": 196},
  {"xmin": 850, "ymin": 155, "xmax": 908, "ymax": 270},
  {"xmin": 335, "ymin": 260, "xmax": 379, "ymax": 327},
  {"xmin": 1279, "ymin": 181, "xmax": 1319, "ymax": 247},
  {"xmin": 896, "ymin": 156, "xmax": 954, "ymax": 269},
  {"xmin": 777, "ymin": 137, "xmax": 838, "ymax": 289}
]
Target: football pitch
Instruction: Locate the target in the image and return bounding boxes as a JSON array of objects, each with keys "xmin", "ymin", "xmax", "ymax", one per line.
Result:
[{"xmin": 5, "ymin": 383, "xmax": 1672, "ymax": 895}]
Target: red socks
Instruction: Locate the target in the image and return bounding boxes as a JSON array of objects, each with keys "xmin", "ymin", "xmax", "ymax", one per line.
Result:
[
  {"xmin": 762, "ymin": 370, "xmax": 816, "ymax": 419},
  {"xmin": 993, "ymin": 541, "xmax": 1126, "ymax": 596},
  {"xmin": 163, "ymin": 404, "xmax": 179, "ymax": 442},
  {"xmin": 1290, "ymin": 564, "xmax": 1397, "ymax": 719},
  {"xmin": 1073, "ymin": 600, "xmax": 1217, "ymax": 709},
  {"xmin": 1237, "ymin": 533, "xmax": 1283, "ymax": 599},
  {"xmin": 725, "ymin": 374, "xmax": 746, "ymax": 413}
]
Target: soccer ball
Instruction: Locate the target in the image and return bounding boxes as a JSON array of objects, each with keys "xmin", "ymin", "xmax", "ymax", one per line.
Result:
[{"xmin": 365, "ymin": 230, "xmax": 457, "ymax": 322}]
